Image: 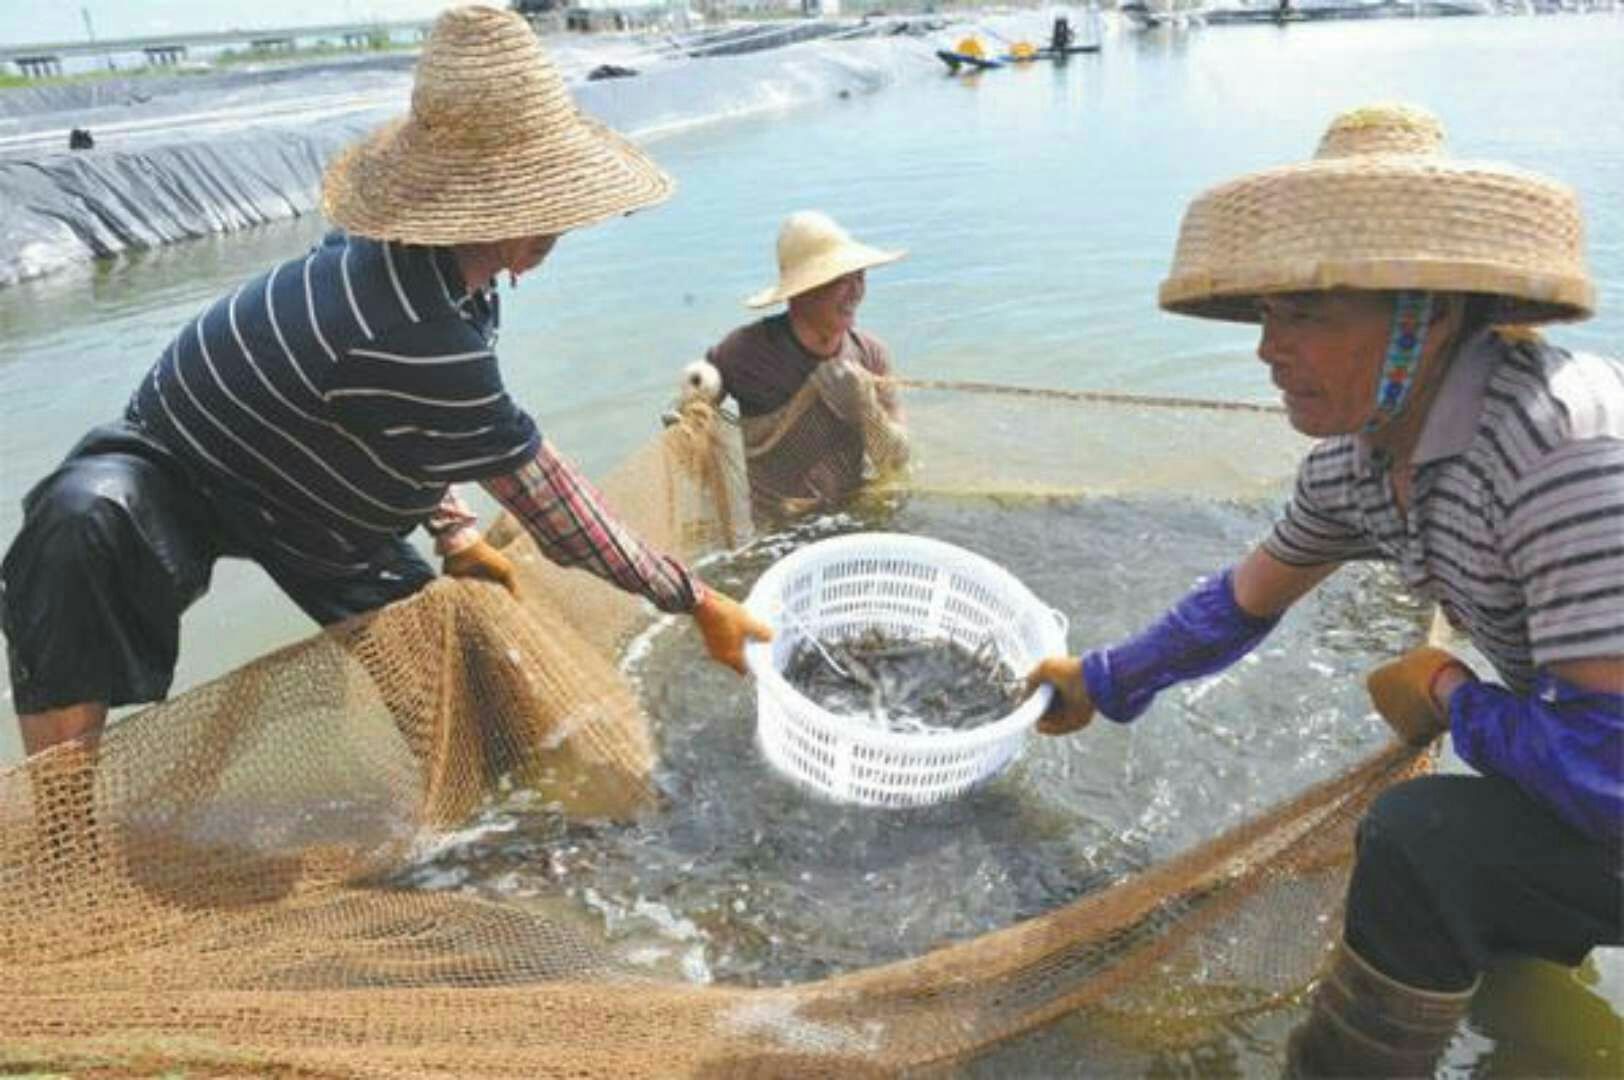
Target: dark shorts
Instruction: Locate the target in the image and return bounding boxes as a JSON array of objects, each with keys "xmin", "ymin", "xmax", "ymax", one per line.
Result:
[{"xmin": 1, "ymin": 422, "xmax": 433, "ymax": 714}]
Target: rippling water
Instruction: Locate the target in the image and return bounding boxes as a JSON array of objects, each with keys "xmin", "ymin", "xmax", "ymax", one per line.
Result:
[
  {"xmin": 391, "ymin": 489, "xmax": 1421, "ymax": 988},
  {"xmin": 1, "ymin": 15, "xmax": 1621, "ymax": 1070}
]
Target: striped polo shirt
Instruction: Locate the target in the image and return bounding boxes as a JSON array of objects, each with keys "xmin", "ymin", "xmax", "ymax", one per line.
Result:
[
  {"xmin": 1265, "ymin": 330, "xmax": 1624, "ymax": 696},
  {"xmin": 130, "ymin": 230, "xmax": 540, "ymax": 576}
]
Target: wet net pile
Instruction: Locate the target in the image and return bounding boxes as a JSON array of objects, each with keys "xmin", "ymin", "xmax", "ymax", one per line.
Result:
[{"xmin": 0, "ymin": 374, "xmax": 1431, "ymax": 1076}]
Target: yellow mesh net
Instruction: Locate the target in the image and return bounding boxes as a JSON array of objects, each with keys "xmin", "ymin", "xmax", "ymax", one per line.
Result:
[{"xmin": 0, "ymin": 380, "xmax": 1430, "ymax": 1076}]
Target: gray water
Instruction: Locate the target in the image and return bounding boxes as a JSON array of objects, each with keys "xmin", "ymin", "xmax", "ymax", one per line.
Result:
[
  {"xmin": 5, "ymin": 17, "xmax": 1620, "ymax": 767},
  {"xmin": 394, "ymin": 490, "xmax": 1418, "ymax": 990},
  {"xmin": 1, "ymin": 14, "xmax": 1621, "ymax": 1071}
]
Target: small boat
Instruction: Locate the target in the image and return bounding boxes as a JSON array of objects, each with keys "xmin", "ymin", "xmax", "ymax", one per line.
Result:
[
  {"xmin": 937, "ymin": 34, "xmax": 1003, "ymax": 72},
  {"xmin": 936, "ymin": 22, "xmax": 1102, "ymax": 73},
  {"xmin": 936, "ymin": 47, "xmax": 1003, "ymax": 72}
]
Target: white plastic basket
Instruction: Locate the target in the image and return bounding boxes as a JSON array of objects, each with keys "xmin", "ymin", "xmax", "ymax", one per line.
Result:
[{"xmin": 742, "ymin": 532, "xmax": 1068, "ymax": 808}]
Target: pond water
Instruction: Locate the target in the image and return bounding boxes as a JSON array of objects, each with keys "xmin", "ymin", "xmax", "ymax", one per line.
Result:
[
  {"xmin": 393, "ymin": 488, "xmax": 1416, "ymax": 989},
  {"xmin": 1, "ymin": 13, "xmax": 1621, "ymax": 1073},
  {"xmin": 3, "ymin": 17, "xmax": 1620, "ymax": 763}
]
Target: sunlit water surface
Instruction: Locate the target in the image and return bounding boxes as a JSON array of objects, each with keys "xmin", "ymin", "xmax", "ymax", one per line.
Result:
[
  {"xmin": 2, "ymin": 14, "xmax": 1622, "ymax": 1075},
  {"xmin": 393, "ymin": 490, "xmax": 1419, "ymax": 989},
  {"xmin": 3, "ymin": 18, "xmax": 1620, "ymax": 759}
]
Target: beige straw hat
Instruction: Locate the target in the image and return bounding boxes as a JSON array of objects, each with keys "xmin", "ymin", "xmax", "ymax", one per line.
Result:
[
  {"xmin": 746, "ymin": 211, "xmax": 906, "ymax": 308},
  {"xmin": 1159, "ymin": 103, "xmax": 1593, "ymax": 325},
  {"xmin": 321, "ymin": 5, "xmax": 671, "ymax": 245}
]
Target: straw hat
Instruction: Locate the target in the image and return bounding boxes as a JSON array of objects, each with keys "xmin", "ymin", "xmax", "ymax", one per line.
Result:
[
  {"xmin": 321, "ymin": 5, "xmax": 671, "ymax": 245},
  {"xmin": 746, "ymin": 211, "xmax": 906, "ymax": 308},
  {"xmin": 1159, "ymin": 103, "xmax": 1593, "ymax": 325}
]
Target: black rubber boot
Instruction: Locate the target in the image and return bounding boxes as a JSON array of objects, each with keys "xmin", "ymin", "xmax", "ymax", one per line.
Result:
[{"xmin": 1286, "ymin": 938, "xmax": 1476, "ymax": 1078}]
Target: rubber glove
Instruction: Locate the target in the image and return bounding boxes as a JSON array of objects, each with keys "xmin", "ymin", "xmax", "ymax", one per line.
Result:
[
  {"xmin": 1366, "ymin": 645, "xmax": 1476, "ymax": 746},
  {"xmin": 811, "ymin": 358, "xmax": 876, "ymax": 424},
  {"xmin": 442, "ymin": 537, "xmax": 519, "ymax": 598},
  {"xmin": 1025, "ymin": 656, "xmax": 1097, "ymax": 736},
  {"xmin": 693, "ymin": 589, "xmax": 772, "ymax": 675}
]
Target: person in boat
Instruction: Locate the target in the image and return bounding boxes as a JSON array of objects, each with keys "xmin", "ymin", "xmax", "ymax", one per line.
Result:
[
  {"xmin": 1050, "ymin": 15, "xmax": 1075, "ymax": 52},
  {"xmin": 1026, "ymin": 103, "xmax": 1622, "ymax": 1077},
  {"xmin": 680, "ymin": 210, "xmax": 910, "ymax": 522},
  {"xmin": 1, "ymin": 6, "xmax": 770, "ymax": 763}
]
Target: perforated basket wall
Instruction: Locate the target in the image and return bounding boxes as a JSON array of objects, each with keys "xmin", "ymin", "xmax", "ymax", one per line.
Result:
[{"xmin": 742, "ymin": 532, "xmax": 1067, "ymax": 807}]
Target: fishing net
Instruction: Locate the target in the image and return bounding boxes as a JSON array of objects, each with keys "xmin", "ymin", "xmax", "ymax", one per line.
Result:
[
  {"xmin": 736, "ymin": 367, "xmax": 910, "ymax": 522},
  {"xmin": 0, "ymin": 374, "xmax": 1432, "ymax": 1076}
]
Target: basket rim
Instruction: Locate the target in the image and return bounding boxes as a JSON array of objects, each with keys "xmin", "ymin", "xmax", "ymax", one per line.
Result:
[{"xmin": 742, "ymin": 531, "xmax": 1063, "ymax": 752}]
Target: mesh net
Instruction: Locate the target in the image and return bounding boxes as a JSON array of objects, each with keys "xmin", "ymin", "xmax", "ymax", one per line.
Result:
[
  {"xmin": 0, "ymin": 376, "xmax": 1431, "ymax": 1076},
  {"xmin": 738, "ymin": 371, "xmax": 908, "ymax": 522}
]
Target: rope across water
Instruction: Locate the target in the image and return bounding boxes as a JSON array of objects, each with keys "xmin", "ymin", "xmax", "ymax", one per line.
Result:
[{"xmin": 895, "ymin": 377, "xmax": 1286, "ymax": 414}]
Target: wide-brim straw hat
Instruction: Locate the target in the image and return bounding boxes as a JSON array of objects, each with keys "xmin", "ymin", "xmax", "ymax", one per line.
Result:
[
  {"xmin": 746, "ymin": 210, "xmax": 906, "ymax": 308},
  {"xmin": 1159, "ymin": 103, "xmax": 1593, "ymax": 325},
  {"xmin": 322, "ymin": 5, "xmax": 671, "ymax": 245}
]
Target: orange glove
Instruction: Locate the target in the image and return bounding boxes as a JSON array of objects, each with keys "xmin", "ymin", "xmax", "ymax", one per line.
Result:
[
  {"xmin": 692, "ymin": 589, "xmax": 772, "ymax": 675},
  {"xmin": 1366, "ymin": 645, "xmax": 1476, "ymax": 746},
  {"xmin": 1024, "ymin": 656, "xmax": 1097, "ymax": 736},
  {"xmin": 441, "ymin": 538, "xmax": 519, "ymax": 598}
]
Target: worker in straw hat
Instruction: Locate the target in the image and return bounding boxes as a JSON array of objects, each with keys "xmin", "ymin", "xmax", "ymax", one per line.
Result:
[
  {"xmin": 0, "ymin": 5, "xmax": 770, "ymax": 766},
  {"xmin": 677, "ymin": 210, "xmax": 911, "ymax": 521},
  {"xmin": 1026, "ymin": 103, "xmax": 1622, "ymax": 1076}
]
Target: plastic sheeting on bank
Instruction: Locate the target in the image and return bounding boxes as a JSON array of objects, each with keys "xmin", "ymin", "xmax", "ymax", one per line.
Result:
[
  {"xmin": 0, "ymin": 53, "xmax": 417, "ymax": 122},
  {"xmin": 0, "ymin": 122, "xmax": 372, "ymax": 284},
  {"xmin": 0, "ymin": 28, "xmax": 957, "ymax": 289}
]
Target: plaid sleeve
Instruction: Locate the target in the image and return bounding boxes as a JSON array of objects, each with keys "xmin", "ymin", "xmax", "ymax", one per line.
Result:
[{"xmin": 482, "ymin": 440, "xmax": 700, "ymax": 614}]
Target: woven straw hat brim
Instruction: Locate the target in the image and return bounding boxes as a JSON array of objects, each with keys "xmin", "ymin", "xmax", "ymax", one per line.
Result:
[
  {"xmin": 1159, "ymin": 156, "xmax": 1594, "ymax": 326},
  {"xmin": 746, "ymin": 244, "xmax": 906, "ymax": 309},
  {"xmin": 323, "ymin": 113, "xmax": 672, "ymax": 245}
]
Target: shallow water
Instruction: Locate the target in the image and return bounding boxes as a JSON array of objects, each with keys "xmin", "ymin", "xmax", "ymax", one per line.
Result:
[
  {"xmin": 392, "ymin": 490, "xmax": 1417, "ymax": 987},
  {"xmin": 1, "ymin": 15, "xmax": 1621, "ymax": 1071},
  {"xmin": 4, "ymin": 16, "xmax": 1622, "ymax": 762}
]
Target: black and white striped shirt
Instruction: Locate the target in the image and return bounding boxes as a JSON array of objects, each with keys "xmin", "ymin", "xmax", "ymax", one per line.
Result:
[
  {"xmin": 130, "ymin": 230, "xmax": 539, "ymax": 576},
  {"xmin": 1266, "ymin": 330, "xmax": 1624, "ymax": 695}
]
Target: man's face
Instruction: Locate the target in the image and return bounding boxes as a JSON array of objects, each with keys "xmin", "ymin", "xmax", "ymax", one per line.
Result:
[
  {"xmin": 1256, "ymin": 291, "xmax": 1393, "ymax": 437},
  {"xmin": 791, "ymin": 270, "xmax": 867, "ymax": 337}
]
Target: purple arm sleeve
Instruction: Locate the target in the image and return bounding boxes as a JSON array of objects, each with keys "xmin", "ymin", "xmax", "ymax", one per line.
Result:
[
  {"xmin": 1081, "ymin": 568, "xmax": 1280, "ymax": 723},
  {"xmin": 1450, "ymin": 674, "xmax": 1624, "ymax": 846}
]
